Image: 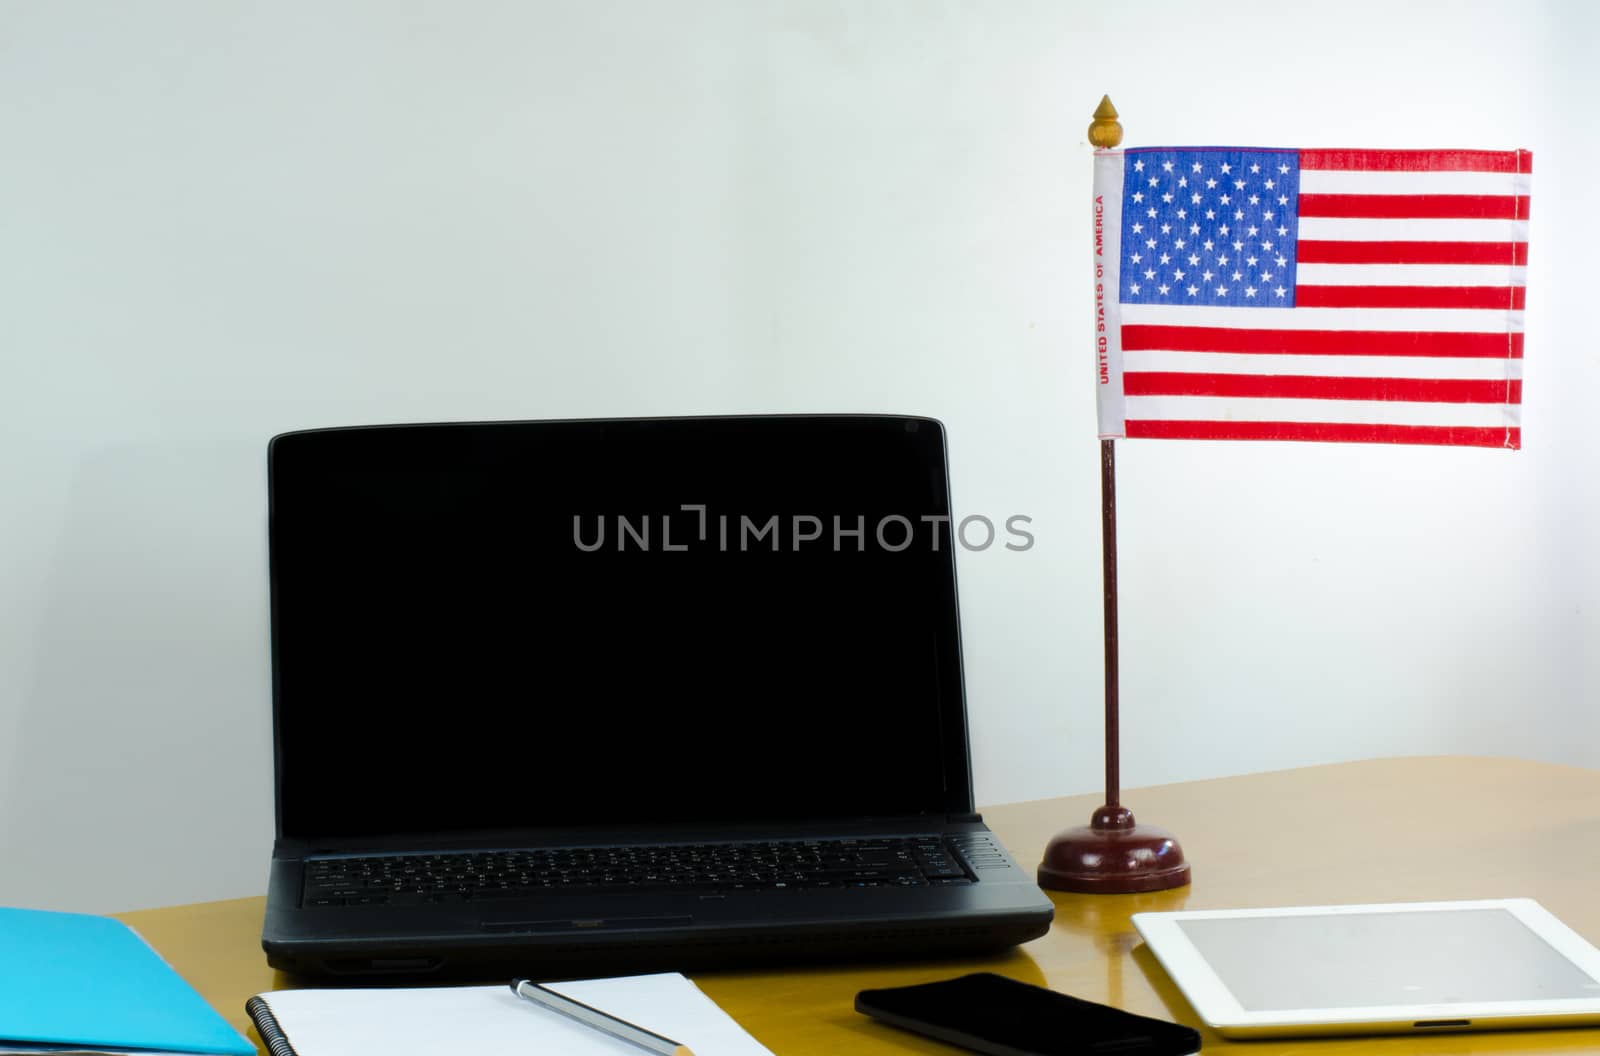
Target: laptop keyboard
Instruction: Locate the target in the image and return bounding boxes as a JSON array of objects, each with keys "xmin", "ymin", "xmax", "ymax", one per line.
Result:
[{"xmin": 302, "ymin": 836, "xmax": 990, "ymax": 907}]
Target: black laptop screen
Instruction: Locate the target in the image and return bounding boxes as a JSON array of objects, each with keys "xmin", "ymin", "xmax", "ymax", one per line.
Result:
[{"xmin": 269, "ymin": 417, "xmax": 972, "ymax": 840}]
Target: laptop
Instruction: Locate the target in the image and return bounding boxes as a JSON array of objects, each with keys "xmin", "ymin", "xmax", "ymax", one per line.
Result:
[{"xmin": 260, "ymin": 415, "xmax": 1054, "ymax": 979}]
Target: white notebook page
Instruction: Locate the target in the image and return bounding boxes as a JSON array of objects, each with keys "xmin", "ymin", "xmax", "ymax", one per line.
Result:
[{"xmin": 254, "ymin": 973, "xmax": 773, "ymax": 1056}]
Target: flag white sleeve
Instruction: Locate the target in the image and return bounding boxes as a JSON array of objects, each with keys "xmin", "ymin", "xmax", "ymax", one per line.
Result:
[{"xmin": 1093, "ymin": 151, "xmax": 1126, "ymax": 438}]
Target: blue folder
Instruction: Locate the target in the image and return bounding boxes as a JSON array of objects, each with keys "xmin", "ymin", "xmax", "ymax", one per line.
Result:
[{"xmin": 0, "ymin": 906, "xmax": 254, "ymax": 1055}]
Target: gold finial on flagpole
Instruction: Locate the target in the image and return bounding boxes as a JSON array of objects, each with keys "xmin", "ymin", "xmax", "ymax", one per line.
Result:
[{"xmin": 1088, "ymin": 95, "xmax": 1122, "ymax": 149}]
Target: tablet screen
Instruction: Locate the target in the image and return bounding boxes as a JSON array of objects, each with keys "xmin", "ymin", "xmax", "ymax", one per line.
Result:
[{"xmin": 1177, "ymin": 908, "xmax": 1600, "ymax": 1011}]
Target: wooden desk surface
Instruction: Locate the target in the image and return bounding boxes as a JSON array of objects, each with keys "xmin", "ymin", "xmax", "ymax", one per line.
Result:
[{"xmin": 117, "ymin": 756, "xmax": 1600, "ymax": 1055}]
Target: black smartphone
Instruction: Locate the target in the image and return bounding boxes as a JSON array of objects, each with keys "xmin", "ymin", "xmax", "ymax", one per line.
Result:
[{"xmin": 855, "ymin": 972, "xmax": 1201, "ymax": 1056}]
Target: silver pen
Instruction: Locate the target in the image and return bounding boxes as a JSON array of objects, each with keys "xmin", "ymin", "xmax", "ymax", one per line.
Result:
[{"xmin": 510, "ymin": 978, "xmax": 695, "ymax": 1056}]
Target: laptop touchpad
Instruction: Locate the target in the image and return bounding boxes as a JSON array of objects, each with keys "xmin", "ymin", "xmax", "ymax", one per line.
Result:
[{"xmin": 481, "ymin": 915, "xmax": 695, "ymax": 933}]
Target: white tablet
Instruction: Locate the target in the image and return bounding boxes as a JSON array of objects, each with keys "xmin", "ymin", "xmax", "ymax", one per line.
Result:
[{"xmin": 1132, "ymin": 899, "xmax": 1600, "ymax": 1038}]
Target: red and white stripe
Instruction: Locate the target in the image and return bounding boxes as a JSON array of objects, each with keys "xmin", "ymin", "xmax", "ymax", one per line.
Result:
[{"xmin": 1098, "ymin": 149, "xmax": 1530, "ymax": 449}]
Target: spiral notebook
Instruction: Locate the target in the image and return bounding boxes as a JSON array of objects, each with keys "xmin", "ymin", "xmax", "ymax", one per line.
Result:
[{"xmin": 245, "ymin": 973, "xmax": 772, "ymax": 1055}]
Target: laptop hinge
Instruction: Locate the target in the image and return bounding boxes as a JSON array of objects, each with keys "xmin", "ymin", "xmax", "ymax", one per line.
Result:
[{"xmin": 948, "ymin": 812, "xmax": 984, "ymax": 824}]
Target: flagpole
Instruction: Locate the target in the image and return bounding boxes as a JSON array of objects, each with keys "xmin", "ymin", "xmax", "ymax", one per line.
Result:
[
  {"xmin": 1100, "ymin": 437, "xmax": 1120, "ymax": 813},
  {"xmin": 1036, "ymin": 97, "xmax": 1191, "ymax": 894}
]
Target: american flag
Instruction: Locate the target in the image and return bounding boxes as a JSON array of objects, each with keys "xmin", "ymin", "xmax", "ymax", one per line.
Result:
[{"xmin": 1093, "ymin": 147, "xmax": 1530, "ymax": 448}]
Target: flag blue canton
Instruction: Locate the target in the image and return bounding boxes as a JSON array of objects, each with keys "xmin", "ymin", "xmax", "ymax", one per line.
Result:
[{"xmin": 1120, "ymin": 148, "xmax": 1301, "ymax": 308}]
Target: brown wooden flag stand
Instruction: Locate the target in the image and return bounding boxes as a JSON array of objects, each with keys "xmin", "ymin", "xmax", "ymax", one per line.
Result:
[{"xmin": 1036, "ymin": 99, "xmax": 1192, "ymax": 894}]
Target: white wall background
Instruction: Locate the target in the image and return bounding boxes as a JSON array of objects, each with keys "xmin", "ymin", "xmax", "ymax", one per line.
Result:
[{"xmin": 2, "ymin": 0, "xmax": 1595, "ymax": 914}]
